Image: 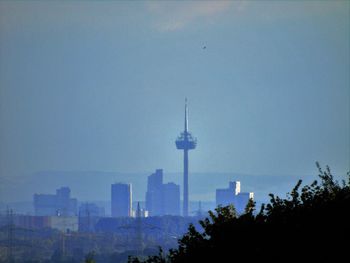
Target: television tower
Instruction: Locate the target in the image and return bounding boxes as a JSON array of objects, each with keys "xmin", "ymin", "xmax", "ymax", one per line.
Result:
[{"xmin": 176, "ymin": 99, "xmax": 197, "ymax": 217}]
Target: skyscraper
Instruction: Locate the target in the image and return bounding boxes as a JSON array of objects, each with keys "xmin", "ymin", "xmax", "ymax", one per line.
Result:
[
  {"xmin": 145, "ymin": 169, "xmax": 180, "ymax": 216},
  {"xmin": 176, "ymin": 99, "xmax": 197, "ymax": 217},
  {"xmin": 162, "ymin": 182, "xmax": 180, "ymax": 216},
  {"xmin": 145, "ymin": 169, "xmax": 163, "ymax": 216},
  {"xmin": 111, "ymin": 183, "xmax": 132, "ymax": 217}
]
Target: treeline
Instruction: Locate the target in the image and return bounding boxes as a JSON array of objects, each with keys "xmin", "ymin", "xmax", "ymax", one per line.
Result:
[{"xmin": 129, "ymin": 163, "xmax": 350, "ymax": 262}]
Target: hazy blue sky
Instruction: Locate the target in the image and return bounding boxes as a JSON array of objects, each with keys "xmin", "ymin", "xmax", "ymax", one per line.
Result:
[{"xmin": 0, "ymin": 1, "xmax": 349, "ymax": 202}]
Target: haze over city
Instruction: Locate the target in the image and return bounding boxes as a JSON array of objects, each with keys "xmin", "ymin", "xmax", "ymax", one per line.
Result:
[
  {"xmin": 0, "ymin": 1, "xmax": 349, "ymax": 262},
  {"xmin": 1, "ymin": 0, "xmax": 349, "ymax": 208}
]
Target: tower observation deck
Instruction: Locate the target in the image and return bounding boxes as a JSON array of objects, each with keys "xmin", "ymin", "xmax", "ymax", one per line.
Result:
[{"xmin": 176, "ymin": 99, "xmax": 197, "ymax": 217}]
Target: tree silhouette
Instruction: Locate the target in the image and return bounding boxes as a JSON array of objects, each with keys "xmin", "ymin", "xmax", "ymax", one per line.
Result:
[
  {"xmin": 84, "ymin": 252, "xmax": 95, "ymax": 263},
  {"xmin": 130, "ymin": 163, "xmax": 350, "ymax": 262}
]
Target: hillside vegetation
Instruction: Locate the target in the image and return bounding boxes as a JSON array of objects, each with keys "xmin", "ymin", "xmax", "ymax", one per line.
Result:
[{"xmin": 130, "ymin": 163, "xmax": 350, "ymax": 262}]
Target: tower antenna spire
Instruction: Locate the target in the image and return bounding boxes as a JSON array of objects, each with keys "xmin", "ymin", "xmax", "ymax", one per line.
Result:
[{"xmin": 185, "ymin": 98, "xmax": 188, "ymax": 132}]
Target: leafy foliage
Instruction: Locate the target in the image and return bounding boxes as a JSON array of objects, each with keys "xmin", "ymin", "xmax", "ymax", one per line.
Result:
[
  {"xmin": 131, "ymin": 163, "xmax": 350, "ymax": 262},
  {"xmin": 84, "ymin": 252, "xmax": 95, "ymax": 263}
]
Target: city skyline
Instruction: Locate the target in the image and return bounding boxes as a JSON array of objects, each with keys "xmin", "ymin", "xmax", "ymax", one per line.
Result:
[
  {"xmin": 28, "ymin": 169, "xmax": 255, "ymax": 217},
  {"xmin": 0, "ymin": 1, "xmax": 348, "ymax": 261},
  {"xmin": 0, "ymin": 1, "xmax": 349, "ymax": 211}
]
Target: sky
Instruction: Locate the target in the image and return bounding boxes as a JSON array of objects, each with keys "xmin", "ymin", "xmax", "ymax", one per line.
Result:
[{"xmin": 0, "ymin": 1, "xmax": 349, "ymax": 203}]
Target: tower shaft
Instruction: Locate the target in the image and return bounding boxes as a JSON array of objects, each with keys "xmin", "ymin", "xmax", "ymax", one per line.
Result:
[
  {"xmin": 176, "ymin": 99, "xmax": 197, "ymax": 217},
  {"xmin": 183, "ymin": 149, "xmax": 189, "ymax": 217}
]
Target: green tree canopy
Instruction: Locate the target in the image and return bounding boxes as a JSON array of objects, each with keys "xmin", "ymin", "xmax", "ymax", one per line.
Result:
[{"xmin": 130, "ymin": 163, "xmax": 350, "ymax": 262}]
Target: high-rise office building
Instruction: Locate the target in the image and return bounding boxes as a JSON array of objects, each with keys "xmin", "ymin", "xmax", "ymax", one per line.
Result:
[
  {"xmin": 145, "ymin": 169, "xmax": 163, "ymax": 216},
  {"xmin": 145, "ymin": 169, "xmax": 180, "ymax": 216},
  {"xmin": 111, "ymin": 183, "xmax": 132, "ymax": 217},
  {"xmin": 162, "ymin": 182, "xmax": 180, "ymax": 216},
  {"xmin": 216, "ymin": 181, "xmax": 254, "ymax": 214}
]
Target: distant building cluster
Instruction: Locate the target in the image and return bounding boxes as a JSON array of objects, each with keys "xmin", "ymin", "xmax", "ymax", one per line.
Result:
[
  {"xmin": 31, "ymin": 175, "xmax": 254, "ymax": 227},
  {"xmin": 145, "ymin": 169, "xmax": 180, "ymax": 216},
  {"xmin": 3, "ymin": 173, "xmax": 254, "ymax": 234},
  {"xmin": 0, "ymin": 209, "xmax": 79, "ymax": 232},
  {"xmin": 30, "ymin": 168, "xmax": 182, "ymax": 225},
  {"xmin": 34, "ymin": 187, "xmax": 78, "ymax": 216},
  {"xmin": 109, "ymin": 169, "xmax": 180, "ymax": 218},
  {"xmin": 216, "ymin": 181, "xmax": 254, "ymax": 214},
  {"xmin": 31, "ymin": 187, "xmax": 105, "ymax": 232},
  {"xmin": 2, "ymin": 102, "xmax": 255, "ymax": 234}
]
